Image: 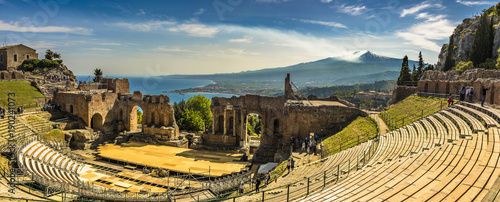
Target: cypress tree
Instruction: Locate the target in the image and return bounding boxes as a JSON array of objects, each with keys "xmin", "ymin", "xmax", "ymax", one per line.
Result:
[
  {"xmin": 397, "ymin": 55, "xmax": 411, "ymax": 85},
  {"xmin": 470, "ymin": 13, "xmax": 494, "ymax": 66},
  {"xmin": 411, "ymin": 64, "xmax": 417, "ymax": 82},
  {"xmin": 416, "ymin": 51, "xmax": 424, "ymax": 79},
  {"xmin": 443, "ymin": 35, "xmax": 455, "ymax": 71}
]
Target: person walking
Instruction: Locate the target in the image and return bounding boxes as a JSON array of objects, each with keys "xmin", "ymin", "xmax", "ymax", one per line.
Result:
[
  {"xmin": 287, "ymin": 159, "xmax": 291, "ymax": 174},
  {"xmin": 460, "ymin": 86, "xmax": 466, "ymax": 101},
  {"xmin": 481, "ymin": 86, "xmax": 490, "ymax": 107},
  {"xmin": 255, "ymin": 178, "xmax": 261, "ymax": 192},
  {"xmin": 291, "ymin": 158, "xmax": 295, "ymax": 171},
  {"xmin": 265, "ymin": 172, "xmax": 270, "ymax": 186}
]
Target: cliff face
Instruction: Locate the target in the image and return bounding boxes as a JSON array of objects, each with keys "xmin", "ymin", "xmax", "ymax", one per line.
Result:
[{"xmin": 436, "ymin": 16, "xmax": 500, "ymax": 70}]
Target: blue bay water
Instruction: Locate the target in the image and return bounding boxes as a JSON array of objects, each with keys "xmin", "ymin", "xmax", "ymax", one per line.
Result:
[{"xmin": 75, "ymin": 76, "xmax": 235, "ymax": 104}]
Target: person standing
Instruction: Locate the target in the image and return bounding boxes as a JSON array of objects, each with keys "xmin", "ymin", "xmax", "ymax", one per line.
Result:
[
  {"xmin": 460, "ymin": 86, "xmax": 466, "ymax": 101},
  {"xmin": 469, "ymin": 87, "xmax": 474, "ymax": 102},
  {"xmin": 481, "ymin": 86, "xmax": 490, "ymax": 107},
  {"xmin": 447, "ymin": 94, "xmax": 453, "ymax": 107},
  {"xmin": 291, "ymin": 158, "xmax": 295, "ymax": 171},
  {"xmin": 265, "ymin": 172, "xmax": 270, "ymax": 186},
  {"xmin": 287, "ymin": 159, "xmax": 291, "ymax": 174}
]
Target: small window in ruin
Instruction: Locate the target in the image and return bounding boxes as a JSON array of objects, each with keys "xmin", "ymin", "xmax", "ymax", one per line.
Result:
[
  {"xmin": 13, "ymin": 54, "xmax": 17, "ymax": 62},
  {"xmin": 26, "ymin": 55, "xmax": 30, "ymax": 59},
  {"xmin": 70, "ymin": 105, "xmax": 74, "ymax": 113},
  {"xmin": 0, "ymin": 54, "xmax": 2, "ymax": 62}
]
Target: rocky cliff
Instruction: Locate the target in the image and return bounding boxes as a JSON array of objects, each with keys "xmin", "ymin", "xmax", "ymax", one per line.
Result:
[{"xmin": 436, "ymin": 14, "xmax": 500, "ymax": 69}]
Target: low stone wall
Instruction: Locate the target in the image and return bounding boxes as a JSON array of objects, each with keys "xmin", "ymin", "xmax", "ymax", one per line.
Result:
[
  {"xmin": 143, "ymin": 126, "xmax": 178, "ymax": 140},
  {"xmin": 202, "ymin": 133, "xmax": 238, "ymax": 145}
]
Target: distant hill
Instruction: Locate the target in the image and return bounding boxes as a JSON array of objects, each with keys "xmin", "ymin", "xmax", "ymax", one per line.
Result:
[
  {"xmin": 164, "ymin": 51, "xmax": 417, "ymax": 88},
  {"xmin": 297, "ymin": 80, "xmax": 397, "ymax": 98}
]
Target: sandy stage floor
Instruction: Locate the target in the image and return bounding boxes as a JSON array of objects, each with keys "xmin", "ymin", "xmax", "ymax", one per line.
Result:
[{"xmin": 98, "ymin": 142, "xmax": 249, "ymax": 176}]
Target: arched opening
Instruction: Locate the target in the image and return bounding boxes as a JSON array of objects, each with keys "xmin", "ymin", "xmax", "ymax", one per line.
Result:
[
  {"xmin": 247, "ymin": 113, "xmax": 262, "ymax": 137},
  {"xmin": 217, "ymin": 115, "xmax": 224, "ymax": 134},
  {"xmin": 228, "ymin": 116, "xmax": 234, "ymax": 135},
  {"xmin": 69, "ymin": 105, "xmax": 73, "ymax": 114},
  {"xmin": 424, "ymin": 83, "xmax": 428, "ymax": 93},
  {"xmin": 11, "ymin": 72, "xmax": 16, "ymax": 79},
  {"xmin": 26, "ymin": 55, "xmax": 30, "ymax": 59},
  {"xmin": 130, "ymin": 105, "xmax": 143, "ymax": 132},
  {"xmin": 434, "ymin": 83, "xmax": 439, "ymax": 93},
  {"xmin": 91, "ymin": 113, "xmax": 103, "ymax": 131},
  {"xmin": 445, "ymin": 83, "xmax": 450, "ymax": 95},
  {"xmin": 273, "ymin": 119, "xmax": 279, "ymax": 134}
]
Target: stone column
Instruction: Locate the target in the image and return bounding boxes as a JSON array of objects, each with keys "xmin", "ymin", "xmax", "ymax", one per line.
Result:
[{"xmin": 223, "ymin": 108, "xmax": 227, "ymax": 135}]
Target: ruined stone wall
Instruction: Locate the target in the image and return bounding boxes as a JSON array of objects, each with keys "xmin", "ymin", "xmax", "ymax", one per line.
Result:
[{"xmin": 417, "ymin": 69, "xmax": 500, "ymax": 105}]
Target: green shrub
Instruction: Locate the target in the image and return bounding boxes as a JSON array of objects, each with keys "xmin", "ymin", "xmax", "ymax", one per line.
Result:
[
  {"xmin": 55, "ymin": 59, "xmax": 63, "ymax": 65},
  {"xmin": 454, "ymin": 61, "xmax": 474, "ymax": 74},
  {"xmin": 22, "ymin": 59, "xmax": 40, "ymax": 70},
  {"xmin": 32, "ymin": 69, "xmax": 40, "ymax": 75},
  {"xmin": 37, "ymin": 59, "xmax": 60, "ymax": 69},
  {"xmin": 43, "ymin": 68, "xmax": 48, "ymax": 72}
]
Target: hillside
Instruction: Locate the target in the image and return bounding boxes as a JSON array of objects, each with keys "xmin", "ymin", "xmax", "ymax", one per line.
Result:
[
  {"xmin": 165, "ymin": 51, "xmax": 417, "ymax": 88},
  {"xmin": 298, "ymin": 80, "xmax": 396, "ymax": 98},
  {"xmin": 0, "ymin": 81, "xmax": 44, "ymax": 108}
]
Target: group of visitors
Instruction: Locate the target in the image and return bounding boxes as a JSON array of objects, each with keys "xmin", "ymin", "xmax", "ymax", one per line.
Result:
[
  {"xmin": 458, "ymin": 85, "xmax": 490, "ymax": 107},
  {"xmin": 43, "ymin": 102, "xmax": 60, "ymax": 111},
  {"xmin": 291, "ymin": 135, "xmax": 320, "ymax": 155},
  {"xmin": 45, "ymin": 74, "xmax": 70, "ymax": 82}
]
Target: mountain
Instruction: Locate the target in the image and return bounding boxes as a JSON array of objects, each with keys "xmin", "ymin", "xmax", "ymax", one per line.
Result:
[{"xmin": 164, "ymin": 51, "xmax": 417, "ymax": 88}]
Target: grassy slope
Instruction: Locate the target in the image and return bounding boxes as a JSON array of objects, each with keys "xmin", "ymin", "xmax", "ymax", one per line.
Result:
[
  {"xmin": 0, "ymin": 81, "xmax": 44, "ymax": 108},
  {"xmin": 40, "ymin": 129, "xmax": 65, "ymax": 144},
  {"xmin": 322, "ymin": 116, "xmax": 378, "ymax": 157},
  {"xmin": 380, "ymin": 95, "xmax": 446, "ymax": 130}
]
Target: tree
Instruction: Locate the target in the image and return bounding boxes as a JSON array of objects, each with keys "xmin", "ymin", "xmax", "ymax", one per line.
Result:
[
  {"xmin": 424, "ymin": 64, "xmax": 435, "ymax": 71},
  {"xmin": 411, "ymin": 64, "xmax": 417, "ymax": 82},
  {"xmin": 397, "ymin": 55, "xmax": 412, "ymax": 86},
  {"xmin": 443, "ymin": 35, "xmax": 455, "ymax": 71},
  {"xmin": 93, "ymin": 68, "xmax": 103, "ymax": 82},
  {"xmin": 186, "ymin": 95, "xmax": 212, "ymax": 129},
  {"xmin": 45, "ymin": 49, "xmax": 61, "ymax": 60},
  {"xmin": 174, "ymin": 100, "xmax": 187, "ymax": 128},
  {"xmin": 454, "ymin": 61, "xmax": 474, "ymax": 74},
  {"xmin": 469, "ymin": 13, "xmax": 494, "ymax": 67},
  {"xmin": 137, "ymin": 110, "xmax": 143, "ymax": 124},
  {"xmin": 182, "ymin": 109, "xmax": 204, "ymax": 131},
  {"xmin": 247, "ymin": 114, "xmax": 261, "ymax": 136},
  {"xmin": 416, "ymin": 52, "xmax": 424, "ymax": 79}
]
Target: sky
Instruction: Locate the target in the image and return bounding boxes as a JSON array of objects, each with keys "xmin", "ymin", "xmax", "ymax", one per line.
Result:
[{"xmin": 0, "ymin": 0, "xmax": 496, "ymax": 76}]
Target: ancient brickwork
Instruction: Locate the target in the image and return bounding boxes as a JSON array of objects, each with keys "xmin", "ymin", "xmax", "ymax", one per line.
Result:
[
  {"xmin": 211, "ymin": 74, "xmax": 367, "ymax": 162},
  {"xmin": 0, "ymin": 70, "xmax": 25, "ymax": 80},
  {"xmin": 0, "ymin": 44, "xmax": 38, "ymax": 70},
  {"xmin": 417, "ymin": 69, "xmax": 500, "ymax": 105},
  {"xmin": 54, "ymin": 78, "xmax": 178, "ymax": 139}
]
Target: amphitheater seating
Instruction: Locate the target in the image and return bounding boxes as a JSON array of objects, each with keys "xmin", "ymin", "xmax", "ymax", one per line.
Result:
[{"xmin": 301, "ymin": 102, "xmax": 500, "ymax": 201}]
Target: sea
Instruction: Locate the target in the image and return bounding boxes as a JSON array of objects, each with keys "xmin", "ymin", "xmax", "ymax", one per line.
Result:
[{"xmin": 75, "ymin": 76, "xmax": 235, "ymax": 104}]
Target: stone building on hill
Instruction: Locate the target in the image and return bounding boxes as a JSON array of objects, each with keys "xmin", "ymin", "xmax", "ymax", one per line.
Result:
[{"xmin": 0, "ymin": 44, "xmax": 38, "ymax": 70}]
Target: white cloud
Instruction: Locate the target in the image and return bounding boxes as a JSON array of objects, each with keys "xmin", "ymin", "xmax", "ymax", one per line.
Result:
[
  {"xmin": 0, "ymin": 20, "xmax": 92, "ymax": 35},
  {"xmin": 456, "ymin": 0, "xmax": 495, "ymax": 6},
  {"xmin": 194, "ymin": 8, "xmax": 205, "ymax": 15},
  {"xmin": 298, "ymin": 19, "xmax": 347, "ymax": 28},
  {"xmin": 320, "ymin": 0, "xmax": 332, "ymax": 3},
  {"xmin": 154, "ymin": 46, "xmax": 196, "ymax": 53},
  {"xmin": 98, "ymin": 42, "xmax": 121, "ymax": 46},
  {"xmin": 109, "ymin": 20, "xmax": 175, "ymax": 32},
  {"xmin": 228, "ymin": 36, "xmax": 253, "ymax": 43},
  {"xmin": 169, "ymin": 23, "xmax": 219, "ymax": 37},
  {"xmin": 396, "ymin": 19, "xmax": 456, "ymax": 51},
  {"xmin": 84, "ymin": 48, "xmax": 111, "ymax": 51},
  {"xmin": 136, "ymin": 9, "xmax": 146, "ymax": 16},
  {"xmin": 219, "ymin": 48, "xmax": 260, "ymax": 56},
  {"xmin": 255, "ymin": 0, "xmax": 291, "ymax": 3},
  {"xmin": 336, "ymin": 4, "xmax": 369, "ymax": 16},
  {"xmin": 415, "ymin": 13, "xmax": 447, "ymax": 21},
  {"xmin": 400, "ymin": 1, "xmax": 444, "ymax": 17}
]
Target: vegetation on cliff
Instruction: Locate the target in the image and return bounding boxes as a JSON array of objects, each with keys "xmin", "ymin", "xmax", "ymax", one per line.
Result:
[{"xmin": 41, "ymin": 129, "xmax": 66, "ymax": 144}]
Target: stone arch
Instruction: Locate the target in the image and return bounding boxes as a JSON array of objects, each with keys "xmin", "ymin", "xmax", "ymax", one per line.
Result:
[
  {"xmin": 424, "ymin": 83, "xmax": 428, "ymax": 93},
  {"xmin": 246, "ymin": 111, "xmax": 264, "ymax": 137},
  {"xmin": 434, "ymin": 83, "xmax": 439, "ymax": 93},
  {"xmin": 91, "ymin": 113, "xmax": 103, "ymax": 131},
  {"xmin": 128, "ymin": 105, "xmax": 145, "ymax": 131},
  {"xmin": 273, "ymin": 119, "xmax": 280, "ymax": 134},
  {"xmin": 445, "ymin": 83, "xmax": 450, "ymax": 95}
]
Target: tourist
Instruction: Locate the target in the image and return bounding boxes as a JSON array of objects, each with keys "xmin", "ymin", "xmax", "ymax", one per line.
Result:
[
  {"xmin": 239, "ymin": 182, "xmax": 245, "ymax": 194},
  {"xmin": 274, "ymin": 174, "xmax": 277, "ymax": 183},
  {"xmin": 460, "ymin": 86, "xmax": 466, "ymax": 101},
  {"xmin": 265, "ymin": 172, "xmax": 270, "ymax": 186},
  {"xmin": 301, "ymin": 141, "xmax": 306, "ymax": 152},
  {"xmin": 255, "ymin": 178, "xmax": 261, "ymax": 192},
  {"xmin": 291, "ymin": 158, "xmax": 295, "ymax": 171},
  {"xmin": 447, "ymin": 94, "xmax": 453, "ymax": 107},
  {"xmin": 481, "ymin": 86, "xmax": 490, "ymax": 107},
  {"xmin": 287, "ymin": 159, "xmax": 291, "ymax": 174},
  {"xmin": 469, "ymin": 87, "xmax": 474, "ymax": 102}
]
